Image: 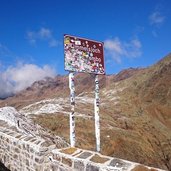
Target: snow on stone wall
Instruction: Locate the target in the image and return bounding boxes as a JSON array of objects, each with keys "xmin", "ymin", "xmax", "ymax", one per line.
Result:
[{"xmin": 0, "ymin": 107, "xmax": 19, "ymax": 126}]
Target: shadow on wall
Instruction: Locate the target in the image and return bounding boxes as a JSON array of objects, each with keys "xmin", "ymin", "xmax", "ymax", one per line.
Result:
[{"xmin": 0, "ymin": 162, "xmax": 10, "ymax": 171}]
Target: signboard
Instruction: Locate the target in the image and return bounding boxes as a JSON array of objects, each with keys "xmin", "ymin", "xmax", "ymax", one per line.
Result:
[
  {"xmin": 64, "ymin": 34, "xmax": 105, "ymax": 75},
  {"xmin": 64, "ymin": 34, "xmax": 104, "ymax": 152}
]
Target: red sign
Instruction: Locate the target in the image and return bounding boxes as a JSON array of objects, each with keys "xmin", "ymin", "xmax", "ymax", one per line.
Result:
[{"xmin": 64, "ymin": 35, "xmax": 105, "ymax": 75}]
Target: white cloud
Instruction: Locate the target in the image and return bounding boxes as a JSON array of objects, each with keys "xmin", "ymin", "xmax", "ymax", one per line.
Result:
[
  {"xmin": 149, "ymin": 9, "xmax": 165, "ymax": 37},
  {"xmin": 104, "ymin": 37, "xmax": 142, "ymax": 63},
  {"xmin": 149, "ymin": 11, "xmax": 165, "ymax": 26},
  {"xmin": 0, "ymin": 63, "xmax": 56, "ymax": 99},
  {"xmin": 27, "ymin": 27, "xmax": 58, "ymax": 47},
  {"xmin": 0, "ymin": 74, "xmax": 14, "ymax": 99},
  {"xmin": 104, "ymin": 38, "xmax": 123, "ymax": 55},
  {"xmin": 39, "ymin": 28, "xmax": 52, "ymax": 39},
  {"xmin": 27, "ymin": 31, "xmax": 36, "ymax": 44}
]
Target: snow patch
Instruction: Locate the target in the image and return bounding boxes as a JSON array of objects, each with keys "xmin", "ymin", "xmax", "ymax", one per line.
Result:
[
  {"xmin": 35, "ymin": 103, "xmax": 64, "ymax": 115},
  {"xmin": 0, "ymin": 106, "xmax": 19, "ymax": 126},
  {"xmin": 76, "ymin": 96, "xmax": 94, "ymax": 104},
  {"xmin": 20, "ymin": 98, "xmax": 69, "ymax": 115},
  {"xmin": 20, "ymin": 96, "xmax": 94, "ymax": 116}
]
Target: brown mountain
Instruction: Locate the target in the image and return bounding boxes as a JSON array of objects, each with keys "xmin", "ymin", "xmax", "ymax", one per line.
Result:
[
  {"xmin": 0, "ymin": 53, "xmax": 171, "ymax": 170},
  {"xmin": 0, "ymin": 68, "xmax": 141, "ymax": 109}
]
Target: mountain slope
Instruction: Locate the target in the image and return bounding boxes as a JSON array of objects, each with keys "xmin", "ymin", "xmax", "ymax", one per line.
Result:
[
  {"xmin": 110, "ymin": 53, "xmax": 171, "ymax": 170},
  {"xmin": 0, "ymin": 53, "xmax": 171, "ymax": 170}
]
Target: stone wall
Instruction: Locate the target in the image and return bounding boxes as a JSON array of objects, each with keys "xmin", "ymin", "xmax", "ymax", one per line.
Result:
[
  {"xmin": 0, "ymin": 122, "xmax": 165, "ymax": 171},
  {"xmin": 50, "ymin": 148, "xmax": 165, "ymax": 171},
  {"xmin": 0, "ymin": 122, "xmax": 55, "ymax": 171}
]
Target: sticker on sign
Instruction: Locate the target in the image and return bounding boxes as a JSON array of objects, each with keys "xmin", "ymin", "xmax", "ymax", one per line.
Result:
[{"xmin": 64, "ymin": 34, "xmax": 105, "ymax": 75}]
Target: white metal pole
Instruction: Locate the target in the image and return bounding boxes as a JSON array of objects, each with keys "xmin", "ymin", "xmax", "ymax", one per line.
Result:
[
  {"xmin": 94, "ymin": 74, "xmax": 100, "ymax": 152},
  {"xmin": 69, "ymin": 72, "xmax": 76, "ymax": 147}
]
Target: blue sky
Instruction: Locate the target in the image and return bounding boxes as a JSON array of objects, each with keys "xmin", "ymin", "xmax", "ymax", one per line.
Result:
[
  {"xmin": 0, "ymin": 0, "xmax": 171, "ymax": 80},
  {"xmin": 0, "ymin": 0, "xmax": 171, "ymax": 74}
]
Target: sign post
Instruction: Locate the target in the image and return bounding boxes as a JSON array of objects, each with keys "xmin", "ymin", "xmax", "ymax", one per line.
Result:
[
  {"xmin": 69, "ymin": 72, "xmax": 75, "ymax": 147},
  {"xmin": 64, "ymin": 34, "xmax": 105, "ymax": 151},
  {"xmin": 94, "ymin": 74, "xmax": 100, "ymax": 152}
]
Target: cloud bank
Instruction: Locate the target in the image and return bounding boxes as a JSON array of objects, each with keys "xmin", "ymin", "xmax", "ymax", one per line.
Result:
[
  {"xmin": 27, "ymin": 27, "xmax": 58, "ymax": 47},
  {"xmin": 104, "ymin": 37, "xmax": 142, "ymax": 63},
  {"xmin": 0, "ymin": 64, "xmax": 56, "ymax": 99}
]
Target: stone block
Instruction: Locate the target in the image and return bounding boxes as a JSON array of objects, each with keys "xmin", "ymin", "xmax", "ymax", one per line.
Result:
[
  {"xmin": 78, "ymin": 152, "xmax": 93, "ymax": 159},
  {"xmin": 39, "ymin": 147, "xmax": 48, "ymax": 153},
  {"xmin": 13, "ymin": 154, "xmax": 18, "ymax": 160},
  {"xmin": 109, "ymin": 158, "xmax": 131, "ymax": 169},
  {"xmin": 10, "ymin": 166, "xmax": 15, "ymax": 171},
  {"xmin": 30, "ymin": 138, "xmax": 37, "ymax": 142},
  {"xmin": 25, "ymin": 152, "xmax": 30, "ymax": 158},
  {"xmin": 30, "ymin": 147, "xmax": 34, "ymax": 153},
  {"xmin": 14, "ymin": 147, "xmax": 20, "ymax": 153},
  {"xmin": 24, "ymin": 136, "xmax": 33, "ymax": 141},
  {"xmin": 6, "ymin": 163, "xmax": 11, "ymax": 169},
  {"xmin": 26, "ymin": 159, "xmax": 30, "ymax": 166},
  {"xmin": 90, "ymin": 154, "xmax": 109, "ymax": 164},
  {"xmin": 35, "ymin": 151, "xmax": 46, "ymax": 156},
  {"xmin": 86, "ymin": 164, "xmax": 99, "ymax": 171},
  {"xmin": 15, "ymin": 134, "xmax": 22, "ymax": 139},
  {"xmin": 7, "ymin": 145, "xmax": 10, "ymax": 151},
  {"xmin": 131, "ymin": 165, "xmax": 157, "ymax": 171},
  {"xmin": 26, "ymin": 166, "xmax": 32, "ymax": 171},
  {"xmin": 60, "ymin": 147, "xmax": 77, "ymax": 155},
  {"xmin": 31, "ymin": 154, "xmax": 34, "ymax": 160},
  {"xmin": 41, "ymin": 141, "xmax": 54, "ymax": 147},
  {"xmin": 59, "ymin": 166, "xmax": 70, "ymax": 171},
  {"xmin": 35, "ymin": 140, "xmax": 42, "ymax": 145},
  {"xmin": 51, "ymin": 164, "xmax": 59, "ymax": 171},
  {"xmin": 62, "ymin": 157, "xmax": 72, "ymax": 167},
  {"xmin": 34, "ymin": 163, "xmax": 43, "ymax": 171},
  {"xmin": 6, "ymin": 138, "xmax": 9, "ymax": 143},
  {"xmin": 35, "ymin": 157, "xmax": 44, "ymax": 164},
  {"xmin": 53, "ymin": 153, "xmax": 61, "ymax": 161},
  {"xmin": 74, "ymin": 160, "xmax": 85, "ymax": 171}
]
